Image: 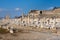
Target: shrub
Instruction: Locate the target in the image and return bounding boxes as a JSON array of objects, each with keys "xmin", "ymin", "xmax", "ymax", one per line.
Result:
[{"xmin": 0, "ymin": 28, "xmax": 9, "ymax": 34}]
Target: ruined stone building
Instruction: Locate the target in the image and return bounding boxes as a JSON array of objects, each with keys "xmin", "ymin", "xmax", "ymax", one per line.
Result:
[{"xmin": 0, "ymin": 7, "xmax": 60, "ymax": 29}]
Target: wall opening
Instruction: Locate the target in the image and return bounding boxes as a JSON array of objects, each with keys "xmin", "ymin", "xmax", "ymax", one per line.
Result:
[{"xmin": 40, "ymin": 11, "xmax": 42, "ymax": 14}]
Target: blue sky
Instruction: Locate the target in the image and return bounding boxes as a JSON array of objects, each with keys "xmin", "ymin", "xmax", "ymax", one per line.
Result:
[{"xmin": 0, "ymin": 0, "xmax": 60, "ymax": 18}]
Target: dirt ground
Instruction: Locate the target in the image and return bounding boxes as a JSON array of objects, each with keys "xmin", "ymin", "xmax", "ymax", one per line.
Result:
[{"xmin": 0, "ymin": 29, "xmax": 60, "ymax": 40}]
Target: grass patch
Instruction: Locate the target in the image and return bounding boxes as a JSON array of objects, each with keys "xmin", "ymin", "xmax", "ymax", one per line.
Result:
[{"xmin": 0, "ymin": 28, "xmax": 9, "ymax": 34}]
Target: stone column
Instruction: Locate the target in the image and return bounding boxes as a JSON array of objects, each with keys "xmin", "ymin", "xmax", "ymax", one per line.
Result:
[
  {"xmin": 21, "ymin": 13, "xmax": 24, "ymax": 27},
  {"xmin": 40, "ymin": 19, "xmax": 43, "ymax": 28},
  {"xmin": 52, "ymin": 18, "xmax": 56, "ymax": 28},
  {"xmin": 50, "ymin": 18, "xmax": 57, "ymax": 33},
  {"xmin": 28, "ymin": 14, "xmax": 30, "ymax": 26}
]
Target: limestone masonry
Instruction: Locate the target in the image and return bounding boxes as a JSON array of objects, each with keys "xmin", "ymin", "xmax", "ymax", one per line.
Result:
[{"xmin": 0, "ymin": 7, "xmax": 60, "ymax": 30}]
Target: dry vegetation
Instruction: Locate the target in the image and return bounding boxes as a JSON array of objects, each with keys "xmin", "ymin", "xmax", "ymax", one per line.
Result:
[
  {"xmin": 0, "ymin": 28, "xmax": 9, "ymax": 34},
  {"xmin": 0, "ymin": 26, "xmax": 60, "ymax": 40}
]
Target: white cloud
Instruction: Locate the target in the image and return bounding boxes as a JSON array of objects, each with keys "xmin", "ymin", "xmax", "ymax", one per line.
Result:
[
  {"xmin": 15, "ymin": 8, "xmax": 20, "ymax": 11},
  {"xmin": 47, "ymin": 7, "xmax": 54, "ymax": 10},
  {"xmin": 0, "ymin": 8, "xmax": 22, "ymax": 12}
]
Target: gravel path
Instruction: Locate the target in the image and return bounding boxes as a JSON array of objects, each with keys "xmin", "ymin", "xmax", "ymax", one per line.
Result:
[{"xmin": 0, "ymin": 30, "xmax": 60, "ymax": 40}]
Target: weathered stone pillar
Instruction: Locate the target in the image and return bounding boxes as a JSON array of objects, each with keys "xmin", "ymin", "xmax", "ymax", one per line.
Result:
[
  {"xmin": 50, "ymin": 18, "xmax": 57, "ymax": 33},
  {"xmin": 21, "ymin": 13, "xmax": 24, "ymax": 27},
  {"xmin": 40, "ymin": 19, "xmax": 43, "ymax": 28},
  {"xmin": 51, "ymin": 18, "xmax": 56, "ymax": 28},
  {"xmin": 20, "ymin": 17, "xmax": 22, "ymax": 27},
  {"xmin": 28, "ymin": 14, "xmax": 30, "ymax": 26}
]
